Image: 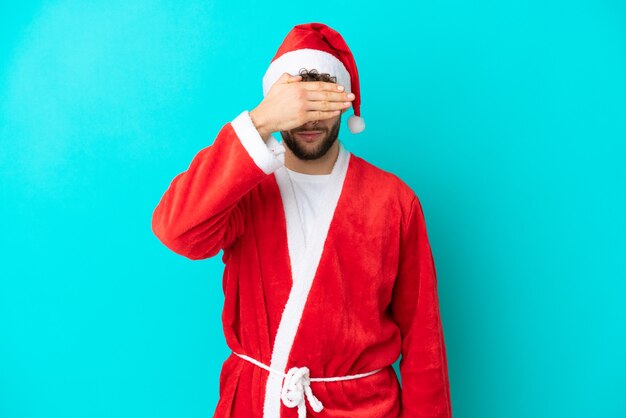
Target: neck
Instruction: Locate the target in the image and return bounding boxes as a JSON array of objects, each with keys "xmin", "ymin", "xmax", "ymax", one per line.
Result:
[{"xmin": 284, "ymin": 141, "xmax": 340, "ymax": 175}]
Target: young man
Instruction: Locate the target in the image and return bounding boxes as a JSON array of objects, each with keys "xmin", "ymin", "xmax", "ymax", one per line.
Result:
[{"xmin": 152, "ymin": 22, "xmax": 452, "ymax": 418}]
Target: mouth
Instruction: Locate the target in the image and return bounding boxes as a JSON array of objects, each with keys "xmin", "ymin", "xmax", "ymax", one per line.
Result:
[{"xmin": 295, "ymin": 131, "xmax": 324, "ymax": 142}]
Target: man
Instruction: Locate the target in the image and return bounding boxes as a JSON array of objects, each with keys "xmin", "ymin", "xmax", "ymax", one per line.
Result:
[{"xmin": 152, "ymin": 22, "xmax": 452, "ymax": 418}]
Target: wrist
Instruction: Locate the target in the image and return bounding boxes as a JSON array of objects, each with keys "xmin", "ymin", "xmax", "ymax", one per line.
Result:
[{"xmin": 249, "ymin": 108, "xmax": 273, "ymax": 141}]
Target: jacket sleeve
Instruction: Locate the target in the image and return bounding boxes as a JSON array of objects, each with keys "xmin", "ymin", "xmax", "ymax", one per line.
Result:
[
  {"xmin": 151, "ymin": 110, "xmax": 285, "ymax": 260},
  {"xmin": 390, "ymin": 195, "xmax": 453, "ymax": 417}
]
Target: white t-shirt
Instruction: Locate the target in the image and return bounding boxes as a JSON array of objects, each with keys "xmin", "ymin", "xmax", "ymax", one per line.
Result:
[
  {"xmin": 285, "ymin": 167, "xmax": 332, "ymax": 247},
  {"xmin": 262, "ymin": 133, "xmax": 332, "ymax": 247}
]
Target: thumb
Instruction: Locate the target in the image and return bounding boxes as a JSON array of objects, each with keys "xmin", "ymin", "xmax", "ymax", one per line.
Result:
[{"xmin": 278, "ymin": 72, "xmax": 301, "ymax": 84}]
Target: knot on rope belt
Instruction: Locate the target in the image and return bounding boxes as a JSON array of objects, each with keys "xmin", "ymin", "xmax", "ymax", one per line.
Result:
[{"xmin": 232, "ymin": 351, "xmax": 384, "ymax": 418}]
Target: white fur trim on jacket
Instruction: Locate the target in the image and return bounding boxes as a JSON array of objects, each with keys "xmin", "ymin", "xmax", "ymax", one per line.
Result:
[{"xmin": 231, "ymin": 110, "xmax": 286, "ymax": 174}]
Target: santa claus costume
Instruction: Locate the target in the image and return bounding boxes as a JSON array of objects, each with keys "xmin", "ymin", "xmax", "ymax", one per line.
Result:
[{"xmin": 152, "ymin": 22, "xmax": 452, "ymax": 418}]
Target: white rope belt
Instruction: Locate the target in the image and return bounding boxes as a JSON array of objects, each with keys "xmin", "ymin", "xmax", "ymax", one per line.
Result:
[{"xmin": 232, "ymin": 351, "xmax": 384, "ymax": 418}]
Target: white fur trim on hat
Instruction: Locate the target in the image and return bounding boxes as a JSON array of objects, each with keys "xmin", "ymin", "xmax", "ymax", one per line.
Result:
[{"xmin": 262, "ymin": 48, "xmax": 352, "ymax": 96}]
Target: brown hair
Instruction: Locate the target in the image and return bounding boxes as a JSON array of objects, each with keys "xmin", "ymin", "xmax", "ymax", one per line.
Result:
[{"xmin": 297, "ymin": 68, "xmax": 337, "ymax": 83}]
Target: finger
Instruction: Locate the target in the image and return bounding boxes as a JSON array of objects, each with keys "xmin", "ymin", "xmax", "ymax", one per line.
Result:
[
  {"xmin": 304, "ymin": 99, "xmax": 352, "ymax": 112},
  {"xmin": 287, "ymin": 75, "xmax": 302, "ymax": 83},
  {"xmin": 277, "ymin": 72, "xmax": 291, "ymax": 82},
  {"xmin": 304, "ymin": 90, "xmax": 355, "ymax": 102},
  {"xmin": 277, "ymin": 72, "xmax": 300, "ymax": 84},
  {"xmin": 300, "ymin": 81, "xmax": 346, "ymax": 92},
  {"xmin": 304, "ymin": 110, "xmax": 342, "ymax": 122}
]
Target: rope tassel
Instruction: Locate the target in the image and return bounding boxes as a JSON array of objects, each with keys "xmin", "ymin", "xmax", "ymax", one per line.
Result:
[{"xmin": 281, "ymin": 366, "xmax": 324, "ymax": 417}]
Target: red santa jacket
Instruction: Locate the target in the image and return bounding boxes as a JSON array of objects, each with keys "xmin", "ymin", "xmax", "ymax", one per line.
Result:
[{"xmin": 151, "ymin": 110, "xmax": 453, "ymax": 418}]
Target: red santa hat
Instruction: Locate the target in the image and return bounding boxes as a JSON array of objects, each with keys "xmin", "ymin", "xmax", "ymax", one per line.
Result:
[{"xmin": 262, "ymin": 22, "xmax": 365, "ymax": 134}]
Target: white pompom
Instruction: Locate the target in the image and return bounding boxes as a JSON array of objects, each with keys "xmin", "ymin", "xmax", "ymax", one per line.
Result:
[{"xmin": 347, "ymin": 115, "xmax": 365, "ymax": 134}]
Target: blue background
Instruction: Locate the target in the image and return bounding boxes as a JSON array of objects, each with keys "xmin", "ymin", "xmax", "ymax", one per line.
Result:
[{"xmin": 1, "ymin": 1, "xmax": 625, "ymax": 417}]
